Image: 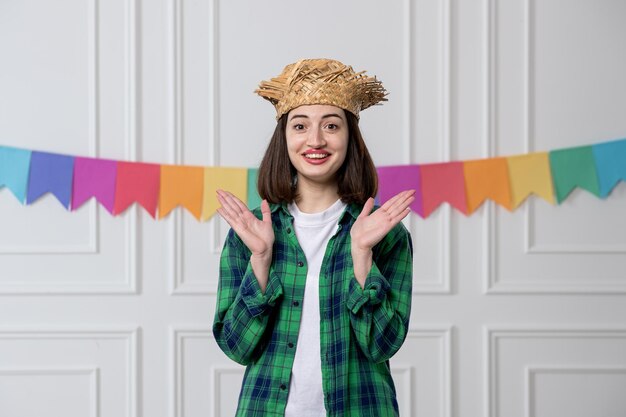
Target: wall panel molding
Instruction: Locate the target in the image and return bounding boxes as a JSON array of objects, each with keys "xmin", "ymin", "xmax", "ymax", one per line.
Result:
[
  {"xmin": 524, "ymin": 365, "xmax": 626, "ymax": 417},
  {"xmin": 390, "ymin": 364, "xmax": 413, "ymax": 417},
  {"xmin": 168, "ymin": 0, "xmax": 219, "ymax": 295},
  {"xmin": 484, "ymin": 325, "xmax": 626, "ymax": 417},
  {"xmin": 0, "ymin": 367, "xmax": 99, "ymax": 417},
  {"xmin": 482, "ymin": 0, "xmax": 626, "ymax": 294},
  {"xmin": 0, "ymin": 326, "xmax": 139, "ymax": 417},
  {"xmin": 404, "ymin": 326, "xmax": 453, "ymax": 417},
  {"xmin": 210, "ymin": 365, "xmax": 245, "ymax": 417},
  {"xmin": 171, "ymin": 326, "xmax": 212, "ymax": 417},
  {"xmin": 522, "ymin": 0, "xmax": 626, "ymax": 255},
  {"xmin": 166, "ymin": 0, "xmax": 434, "ymax": 295},
  {"xmin": 170, "ymin": 325, "xmax": 449, "ymax": 417},
  {"xmin": 411, "ymin": 0, "xmax": 453, "ymax": 294},
  {"xmin": 0, "ymin": 0, "xmax": 139, "ymax": 295}
]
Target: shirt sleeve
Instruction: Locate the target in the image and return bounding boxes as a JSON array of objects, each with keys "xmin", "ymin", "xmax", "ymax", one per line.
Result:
[
  {"xmin": 212, "ymin": 228, "xmax": 283, "ymax": 365},
  {"xmin": 346, "ymin": 222, "xmax": 413, "ymax": 363}
]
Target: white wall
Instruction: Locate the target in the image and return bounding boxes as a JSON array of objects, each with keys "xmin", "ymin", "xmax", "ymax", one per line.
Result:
[{"xmin": 1, "ymin": 0, "xmax": 625, "ymax": 416}]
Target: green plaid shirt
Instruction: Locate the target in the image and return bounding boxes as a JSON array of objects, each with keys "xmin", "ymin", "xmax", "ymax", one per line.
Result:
[{"xmin": 213, "ymin": 202, "xmax": 413, "ymax": 417}]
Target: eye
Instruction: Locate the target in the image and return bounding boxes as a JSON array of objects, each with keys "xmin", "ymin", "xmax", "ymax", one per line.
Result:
[
  {"xmin": 293, "ymin": 124, "xmax": 305, "ymax": 130},
  {"xmin": 326, "ymin": 123, "xmax": 338, "ymax": 130}
]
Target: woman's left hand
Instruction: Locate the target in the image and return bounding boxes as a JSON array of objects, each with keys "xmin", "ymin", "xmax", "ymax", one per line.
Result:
[
  {"xmin": 351, "ymin": 190, "xmax": 415, "ymax": 252},
  {"xmin": 350, "ymin": 190, "xmax": 415, "ymax": 287}
]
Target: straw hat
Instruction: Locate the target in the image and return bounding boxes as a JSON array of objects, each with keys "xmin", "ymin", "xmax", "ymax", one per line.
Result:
[{"xmin": 255, "ymin": 58, "xmax": 388, "ymax": 120}]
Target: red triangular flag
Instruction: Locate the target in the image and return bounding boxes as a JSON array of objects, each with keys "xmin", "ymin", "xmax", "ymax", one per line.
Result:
[
  {"xmin": 113, "ymin": 161, "xmax": 160, "ymax": 217},
  {"xmin": 420, "ymin": 161, "xmax": 468, "ymax": 217}
]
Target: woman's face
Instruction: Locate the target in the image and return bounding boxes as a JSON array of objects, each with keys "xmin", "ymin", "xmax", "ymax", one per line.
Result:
[{"xmin": 285, "ymin": 104, "xmax": 349, "ymax": 188}]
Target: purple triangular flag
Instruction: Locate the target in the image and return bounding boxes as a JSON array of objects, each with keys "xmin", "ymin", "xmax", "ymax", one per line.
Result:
[
  {"xmin": 377, "ymin": 165, "xmax": 424, "ymax": 217},
  {"xmin": 27, "ymin": 151, "xmax": 75, "ymax": 208},
  {"xmin": 72, "ymin": 157, "xmax": 118, "ymax": 214}
]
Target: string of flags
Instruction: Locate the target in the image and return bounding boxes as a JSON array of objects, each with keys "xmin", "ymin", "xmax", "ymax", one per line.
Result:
[{"xmin": 1, "ymin": 137, "xmax": 625, "ymax": 220}]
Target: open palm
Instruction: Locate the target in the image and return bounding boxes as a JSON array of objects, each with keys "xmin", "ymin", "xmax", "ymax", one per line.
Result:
[
  {"xmin": 216, "ymin": 190, "xmax": 274, "ymax": 257},
  {"xmin": 351, "ymin": 190, "xmax": 415, "ymax": 251}
]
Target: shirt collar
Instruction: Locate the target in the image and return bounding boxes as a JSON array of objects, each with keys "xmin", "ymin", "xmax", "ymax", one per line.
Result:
[{"xmin": 269, "ymin": 200, "xmax": 362, "ymax": 223}]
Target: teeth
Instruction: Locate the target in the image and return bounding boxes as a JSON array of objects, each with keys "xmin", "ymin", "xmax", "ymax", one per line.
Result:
[{"xmin": 304, "ymin": 154, "xmax": 329, "ymax": 159}]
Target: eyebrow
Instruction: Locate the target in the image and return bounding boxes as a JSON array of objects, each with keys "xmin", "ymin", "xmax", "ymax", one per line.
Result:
[{"xmin": 289, "ymin": 113, "xmax": 344, "ymax": 121}]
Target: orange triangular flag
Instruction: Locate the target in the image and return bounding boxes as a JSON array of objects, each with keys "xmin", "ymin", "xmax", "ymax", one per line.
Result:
[
  {"xmin": 158, "ymin": 165, "xmax": 204, "ymax": 220},
  {"xmin": 463, "ymin": 157, "xmax": 513, "ymax": 213}
]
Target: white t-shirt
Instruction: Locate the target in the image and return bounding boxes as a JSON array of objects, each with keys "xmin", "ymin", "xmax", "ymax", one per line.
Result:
[{"xmin": 284, "ymin": 198, "xmax": 347, "ymax": 417}]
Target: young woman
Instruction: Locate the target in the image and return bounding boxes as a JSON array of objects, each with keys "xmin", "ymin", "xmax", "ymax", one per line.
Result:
[{"xmin": 213, "ymin": 58, "xmax": 414, "ymax": 417}]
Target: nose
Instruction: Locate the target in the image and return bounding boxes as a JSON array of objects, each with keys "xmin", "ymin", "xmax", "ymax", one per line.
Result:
[{"xmin": 306, "ymin": 126, "xmax": 326, "ymax": 148}]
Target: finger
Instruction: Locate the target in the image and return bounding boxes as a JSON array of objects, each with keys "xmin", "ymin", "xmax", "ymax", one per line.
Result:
[
  {"xmin": 394, "ymin": 206, "xmax": 412, "ymax": 223},
  {"xmin": 216, "ymin": 207, "xmax": 237, "ymax": 229},
  {"xmin": 216, "ymin": 192, "xmax": 238, "ymax": 219},
  {"xmin": 260, "ymin": 199, "xmax": 271, "ymax": 223},
  {"xmin": 218, "ymin": 189, "xmax": 242, "ymax": 208},
  {"xmin": 379, "ymin": 189, "xmax": 411, "ymax": 212},
  {"xmin": 386, "ymin": 193, "xmax": 415, "ymax": 218},
  {"xmin": 216, "ymin": 196, "xmax": 243, "ymax": 224},
  {"xmin": 224, "ymin": 190, "xmax": 250, "ymax": 214},
  {"xmin": 222, "ymin": 191, "xmax": 259, "ymax": 225},
  {"xmin": 358, "ymin": 197, "xmax": 375, "ymax": 218},
  {"xmin": 218, "ymin": 202, "xmax": 255, "ymax": 237},
  {"xmin": 389, "ymin": 197, "xmax": 414, "ymax": 221},
  {"xmin": 383, "ymin": 190, "xmax": 415, "ymax": 216},
  {"xmin": 217, "ymin": 190, "xmax": 244, "ymax": 217}
]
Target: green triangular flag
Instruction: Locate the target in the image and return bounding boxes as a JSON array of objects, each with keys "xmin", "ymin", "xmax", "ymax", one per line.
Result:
[
  {"xmin": 549, "ymin": 145, "xmax": 601, "ymax": 203},
  {"xmin": 247, "ymin": 168, "xmax": 262, "ymax": 209}
]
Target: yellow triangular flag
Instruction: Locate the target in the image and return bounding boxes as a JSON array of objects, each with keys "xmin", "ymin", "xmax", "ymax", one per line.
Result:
[
  {"xmin": 506, "ymin": 152, "xmax": 555, "ymax": 208},
  {"xmin": 201, "ymin": 167, "xmax": 248, "ymax": 221}
]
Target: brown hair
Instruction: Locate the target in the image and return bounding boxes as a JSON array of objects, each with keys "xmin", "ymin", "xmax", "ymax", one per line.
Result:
[{"xmin": 257, "ymin": 111, "xmax": 378, "ymax": 205}]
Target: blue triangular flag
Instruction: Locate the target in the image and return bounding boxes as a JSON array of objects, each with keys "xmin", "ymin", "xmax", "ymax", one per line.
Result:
[
  {"xmin": 26, "ymin": 151, "xmax": 75, "ymax": 208},
  {"xmin": 592, "ymin": 138, "xmax": 626, "ymax": 198},
  {"xmin": 0, "ymin": 145, "xmax": 32, "ymax": 203}
]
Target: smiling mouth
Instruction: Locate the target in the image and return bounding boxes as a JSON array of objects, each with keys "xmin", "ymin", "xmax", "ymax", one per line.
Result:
[{"xmin": 303, "ymin": 153, "xmax": 330, "ymax": 159}]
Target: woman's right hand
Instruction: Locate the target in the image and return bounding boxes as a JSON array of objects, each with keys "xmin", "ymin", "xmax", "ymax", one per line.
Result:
[{"xmin": 216, "ymin": 190, "xmax": 274, "ymax": 292}]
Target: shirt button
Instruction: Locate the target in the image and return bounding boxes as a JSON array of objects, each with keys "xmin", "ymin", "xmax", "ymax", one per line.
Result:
[
  {"xmin": 292, "ymin": 301, "xmax": 300, "ymax": 307},
  {"xmin": 280, "ymin": 384, "xmax": 287, "ymax": 390},
  {"xmin": 288, "ymin": 342, "xmax": 294, "ymax": 348},
  {"xmin": 297, "ymin": 261, "xmax": 304, "ymax": 267},
  {"xmin": 286, "ymin": 227, "xmax": 292, "ymax": 234}
]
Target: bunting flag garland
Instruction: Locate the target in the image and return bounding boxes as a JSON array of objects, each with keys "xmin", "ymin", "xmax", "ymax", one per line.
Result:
[
  {"xmin": 27, "ymin": 151, "xmax": 74, "ymax": 208},
  {"xmin": 158, "ymin": 165, "xmax": 204, "ymax": 220},
  {"xmin": 420, "ymin": 162, "xmax": 467, "ymax": 217},
  {"xmin": 0, "ymin": 146, "xmax": 31, "ymax": 203},
  {"xmin": 72, "ymin": 157, "xmax": 118, "ymax": 214},
  {"xmin": 506, "ymin": 152, "xmax": 555, "ymax": 208},
  {"xmin": 549, "ymin": 145, "xmax": 601, "ymax": 204},
  {"xmin": 591, "ymin": 139, "xmax": 626, "ymax": 198},
  {"xmin": 377, "ymin": 165, "xmax": 423, "ymax": 215},
  {"xmin": 463, "ymin": 157, "xmax": 512, "ymax": 213},
  {"xmin": 0, "ymin": 137, "xmax": 625, "ymax": 220},
  {"xmin": 201, "ymin": 167, "xmax": 248, "ymax": 221},
  {"xmin": 114, "ymin": 161, "xmax": 160, "ymax": 217},
  {"xmin": 247, "ymin": 168, "xmax": 262, "ymax": 210}
]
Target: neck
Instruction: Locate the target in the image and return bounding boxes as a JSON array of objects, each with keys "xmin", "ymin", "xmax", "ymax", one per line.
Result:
[{"xmin": 294, "ymin": 177, "xmax": 341, "ymax": 213}]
